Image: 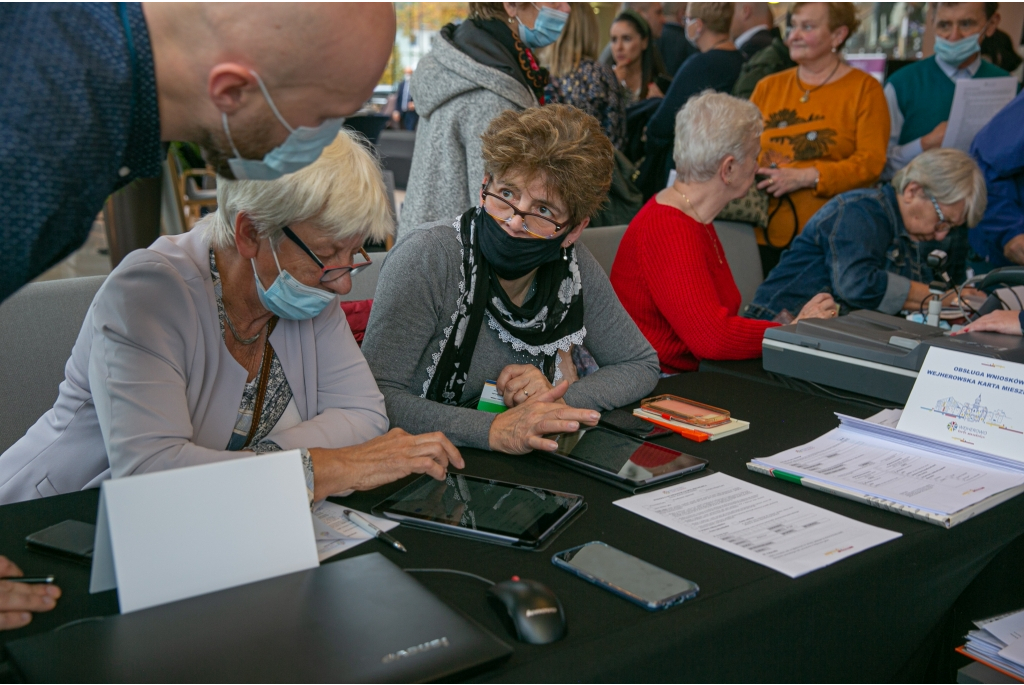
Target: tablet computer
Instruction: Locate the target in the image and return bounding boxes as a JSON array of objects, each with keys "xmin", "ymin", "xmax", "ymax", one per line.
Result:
[
  {"xmin": 549, "ymin": 427, "xmax": 707, "ymax": 488},
  {"xmin": 371, "ymin": 474, "xmax": 584, "ymax": 549}
]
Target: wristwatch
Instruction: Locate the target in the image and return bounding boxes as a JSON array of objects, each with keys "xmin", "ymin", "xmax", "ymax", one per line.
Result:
[{"xmin": 299, "ymin": 447, "xmax": 315, "ymax": 508}]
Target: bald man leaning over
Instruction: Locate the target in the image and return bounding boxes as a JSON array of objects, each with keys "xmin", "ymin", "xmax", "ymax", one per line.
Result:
[{"xmin": 0, "ymin": 3, "xmax": 396, "ymax": 303}]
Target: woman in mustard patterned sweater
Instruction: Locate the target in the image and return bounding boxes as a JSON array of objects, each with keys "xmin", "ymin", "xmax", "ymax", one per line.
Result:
[{"xmin": 750, "ymin": 2, "xmax": 889, "ymax": 270}]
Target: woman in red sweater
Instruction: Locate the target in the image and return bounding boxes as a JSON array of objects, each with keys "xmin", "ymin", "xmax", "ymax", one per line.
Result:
[{"xmin": 611, "ymin": 91, "xmax": 836, "ymax": 373}]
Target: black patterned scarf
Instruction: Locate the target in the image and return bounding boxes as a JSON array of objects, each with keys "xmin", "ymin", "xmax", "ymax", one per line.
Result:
[{"xmin": 423, "ymin": 207, "xmax": 585, "ymax": 405}]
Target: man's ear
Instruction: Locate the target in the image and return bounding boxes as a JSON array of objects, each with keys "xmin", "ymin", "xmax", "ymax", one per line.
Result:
[
  {"xmin": 234, "ymin": 213, "xmax": 261, "ymax": 259},
  {"xmin": 208, "ymin": 64, "xmax": 257, "ymax": 115}
]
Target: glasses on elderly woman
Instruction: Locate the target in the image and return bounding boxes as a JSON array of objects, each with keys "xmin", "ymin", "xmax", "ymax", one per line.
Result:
[
  {"xmin": 928, "ymin": 195, "xmax": 955, "ymax": 233},
  {"xmin": 481, "ymin": 180, "xmax": 568, "ymax": 240},
  {"xmin": 282, "ymin": 226, "xmax": 372, "ymax": 283}
]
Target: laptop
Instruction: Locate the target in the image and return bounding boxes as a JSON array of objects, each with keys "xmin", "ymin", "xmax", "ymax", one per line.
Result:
[{"xmin": 6, "ymin": 553, "xmax": 513, "ymax": 683}]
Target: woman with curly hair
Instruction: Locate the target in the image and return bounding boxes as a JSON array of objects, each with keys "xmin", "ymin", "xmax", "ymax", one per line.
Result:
[
  {"xmin": 363, "ymin": 106, "xmax": 660, "ymax": 455},
  {"xmin": 750, "ymin": 2, "xmax": 889, "ymax": 272}
]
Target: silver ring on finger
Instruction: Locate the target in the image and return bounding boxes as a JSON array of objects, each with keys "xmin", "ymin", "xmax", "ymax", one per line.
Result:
[{"xmin": 522, "ymin": 390, "xmax": 529, "ymax": 397}]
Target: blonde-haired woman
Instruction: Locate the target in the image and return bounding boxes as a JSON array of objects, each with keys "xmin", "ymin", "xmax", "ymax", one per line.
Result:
[
  {"xmin": 0, "ymin": 130, "xmax": 463, "ymax": 505},
  {"xmin": 542, "ymin": 3, "xmax": 626, "ymax": 149},
  {"xmin": 751, "ymin": 2, "xmax": 889, "ymax": 271}
]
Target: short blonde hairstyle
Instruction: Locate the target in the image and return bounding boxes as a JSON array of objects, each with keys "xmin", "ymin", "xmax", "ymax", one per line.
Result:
[
  {"xmin": 481, "ymin": 105, "xmax": 614, "ymax": 226},
  {"xmin": 688, "ymin": 2, "xmax": 734, "ymax": 35},
  {"xmin": 792, "ymin": 2, "xmax": 860, "ymax": 48},
  {"xmin": 208, "ymin": 129, "xmax": 393, "ymax": 249},
  {"xmin": 542, "ymin": 3, "xmax": 600, "ymax": 78},
  {"xmin": 673, "ymin": 91, "xmax": 763, "ymax": 183},
  {"xmin": 892, "ymin": 148, "xmax": 987, "ymax": 228}
]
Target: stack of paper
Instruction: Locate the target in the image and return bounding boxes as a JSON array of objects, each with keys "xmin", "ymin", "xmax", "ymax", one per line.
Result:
[
  {"xmin": 748, "ymin": 411, "xmax": 1024, "ymax": 528},
  {"xmin": 959, "ymin": 608, "xmax": 1024, "ymax": 681},
  {"xmin": 748, "ymin": 348, "xmax": 1024, "ymax": 528}
]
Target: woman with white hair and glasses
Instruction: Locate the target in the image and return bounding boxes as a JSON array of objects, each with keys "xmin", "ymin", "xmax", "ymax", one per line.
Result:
[
  {"xmin": 0, "ymin": 131, "xmax": 462, "ymax": 505},
  {"xmin": 745, "ymin": 148, "xmax": 987, "ymax": 322},
  {"xmin": 611, "ymin": 91, "xmax": 836, "ymax": 374}
]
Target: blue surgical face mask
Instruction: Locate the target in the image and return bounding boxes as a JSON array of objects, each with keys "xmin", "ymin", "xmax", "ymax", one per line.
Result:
[
  {"xmin": 251, "ymin": 245, "xmax": 335, "ymax": 320},
  {"xmin": 223, "ymin": 70, "xmax": 345, "ymax": 181},
  {"xmin": 518, "ymin": 5, "xmax": 569, "ymax": 49},
  {"xmin": 934, "ymin": 32, "xmax": 983, "ymax": 67}
]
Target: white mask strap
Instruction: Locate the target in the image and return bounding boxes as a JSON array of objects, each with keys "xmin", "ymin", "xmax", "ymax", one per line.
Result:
[
  {"xmin": 222, "ymin": 112, "xmax": 243, "ymax": 159},
  {"xmin": 248, "ymin": 69, "xmax": 296, "ymax": 134}
]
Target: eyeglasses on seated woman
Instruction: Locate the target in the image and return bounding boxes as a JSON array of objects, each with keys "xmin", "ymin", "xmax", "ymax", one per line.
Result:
[
  {"xmin": 363, "ymin": 104, "xmax": 661, "ymax": 456},
  {"xmin": 0, "ymin": 130, "xmax": 463, "ymax": 506}
]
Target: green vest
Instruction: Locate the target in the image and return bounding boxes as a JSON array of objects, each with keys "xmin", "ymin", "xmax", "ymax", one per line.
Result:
[{"xmin": 887, "ymin": 56, "xmax": 1009, "ymax": 144}]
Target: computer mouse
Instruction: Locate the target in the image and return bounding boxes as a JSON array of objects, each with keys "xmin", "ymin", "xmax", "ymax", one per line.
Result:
[{"xmin": 486, "ymin": 577, "xmax": 566, "ymax": 645}]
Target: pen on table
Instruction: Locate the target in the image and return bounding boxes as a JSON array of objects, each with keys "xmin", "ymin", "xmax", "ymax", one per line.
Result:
[
  {"xmin": 0, "ymin": 575, "xmax": 55, "ymax": 584},
  {"xmin": 641, "ymin": 412, "xmax": 710, "ymax": 443},
  {"xmin": 343, "ymin": 509, "xmax": 407, "ymax": 553}
]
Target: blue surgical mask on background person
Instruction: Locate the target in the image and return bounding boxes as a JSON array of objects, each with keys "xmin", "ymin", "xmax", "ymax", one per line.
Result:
[
  {"xmin": 223, "ymin": 70, "xmax": 344, "ymax": 181},
  {"xmin": 518, "ymin": 5, "xmax": 569, "ymax": 49},
  {"xmin": 934, "ymin": 32, "xmax": 983, "ymax": 67},
  {"xmin": 251, "ymin": 245, "xmax": 335, "ymax": 320},
  {"xmin": 684, "ymin": 18, "xmax": 702, "ymax": 48}
]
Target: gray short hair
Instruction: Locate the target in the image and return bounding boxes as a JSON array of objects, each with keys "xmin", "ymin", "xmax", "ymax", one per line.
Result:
[
  {"xmin": 673, "ymin": 91, "xmax": 763, "ymax": 184},
  {"xmin": 207, "ymin": 129, "xmax": 393, "ymax": 250},
  {"xmin": 891, "ymin": 148, "xmax": 987, "ymax": 228}
]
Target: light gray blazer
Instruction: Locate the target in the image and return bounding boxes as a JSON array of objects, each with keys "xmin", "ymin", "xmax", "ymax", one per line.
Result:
[{"xmin": 0, "ymin": 224, "xmax": 388, "ymax": 504}]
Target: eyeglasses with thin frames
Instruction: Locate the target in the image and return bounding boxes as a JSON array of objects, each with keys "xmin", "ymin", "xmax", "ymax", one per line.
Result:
[
  {"xmin": 282, "ymin": 226, "xmax": 372, "ymax": 283},
  {"xmin": 481, "ymin": 179, "xmax": 569, "ymax": 240},
  {"xmin": 928, "ymin": 195, "xmax": 955, "ymax": 233}
]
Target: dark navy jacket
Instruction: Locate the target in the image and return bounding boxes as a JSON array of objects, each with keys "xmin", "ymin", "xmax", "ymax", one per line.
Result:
[
  {"xmin": 745, "ymin": 185, "xmax": 966, "ymax": 320},
  {"xmin": 970, "ymin": 88, "xmax": 1024, "ymax": 268},
  {"xmin": 0, "ymin": 3, "xmax": 162, "ymax": 302}
]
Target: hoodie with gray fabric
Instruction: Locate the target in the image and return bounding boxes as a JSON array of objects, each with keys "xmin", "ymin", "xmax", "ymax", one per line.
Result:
[{"xmin": 399, "ymin": 23, "xmax": 537, "ymax": 237}]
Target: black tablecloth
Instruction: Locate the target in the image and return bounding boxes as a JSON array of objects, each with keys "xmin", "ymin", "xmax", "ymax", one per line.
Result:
[{"xmin": 2, "ymin": 372, "xmax": 1023, "ymax": 682}]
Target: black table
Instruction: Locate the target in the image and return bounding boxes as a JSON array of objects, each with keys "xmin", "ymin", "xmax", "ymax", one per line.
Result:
[{"xmin": 2, "ymin": 372, "xmax": 1023, "ymax": 682}]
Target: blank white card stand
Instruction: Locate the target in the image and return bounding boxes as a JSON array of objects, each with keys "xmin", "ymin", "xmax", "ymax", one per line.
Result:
[{"xmin": 90, "ymin": 451, "xmax": 319, "ymax": 614}]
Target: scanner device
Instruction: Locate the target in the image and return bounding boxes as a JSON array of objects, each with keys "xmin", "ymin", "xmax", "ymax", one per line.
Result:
[{"xmin": 487, "ymin": 576, "xmax": 566, "ymax": 645}]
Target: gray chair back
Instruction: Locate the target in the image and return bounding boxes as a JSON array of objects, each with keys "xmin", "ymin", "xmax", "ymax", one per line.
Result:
[
  {"xmin": 713, "ymin": 220, "xmax": 764, "ymax": 309},
  {"xmin": 0, "ymin": 277, "xmax": 105, "ymax": 452},
  {"xmin": 577, "ymin": 225, "xmax": 628, "ymax": 277}
]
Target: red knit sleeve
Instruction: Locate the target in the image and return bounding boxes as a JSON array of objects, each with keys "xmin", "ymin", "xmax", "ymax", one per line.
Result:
[{"xmin": 638, "ymin": 209, "xmax": 776, "ymax": 360}]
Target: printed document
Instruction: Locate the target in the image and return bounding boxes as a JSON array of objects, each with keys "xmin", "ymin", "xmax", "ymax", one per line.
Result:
[
  {"xmin": 897, "ymin": 347, "xmax": 1024, "ymax": 465},
  {"xmin": 942, "ymin": 77, "xmax": 1017, "ymax": 152},
  {"xmin": 753, "ymin": 426, "xmax": 1024, "ymax": 515},
  {"xmin": 312, "ymin": 501, "xmax": 399, "ymax": 561},
  {"xmin": 614, "ymin": 473, "xmax": 900, "ymax": 578}
]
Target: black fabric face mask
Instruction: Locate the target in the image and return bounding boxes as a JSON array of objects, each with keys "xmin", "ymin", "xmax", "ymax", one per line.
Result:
[{"xmin": 477, "ymin": 208, "xmax": 565, "ymax": 280}]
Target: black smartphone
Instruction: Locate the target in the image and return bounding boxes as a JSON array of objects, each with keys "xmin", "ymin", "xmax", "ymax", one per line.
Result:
[
  {"xmin": 25, "ymin": 520, "xmax": 95, "ymax": 565},
  {"xmin": 599, "ymin": 409, "xmax": 672, "ymax": 439},
  {"xmin": 552, "ymin": 541, "xmax": 699, "ymax": 611}
]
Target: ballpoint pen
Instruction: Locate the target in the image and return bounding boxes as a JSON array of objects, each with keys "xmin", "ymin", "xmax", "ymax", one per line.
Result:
[
  {"xmin": 637, "ymin": 413, "xmax": 710, "ymax": 443},
  {"xmin": 343, "ymin": 509, "xmax": 407, "ymax": 553},
  {"xmin": 0, "ymin": 575, "xmax": 55, "ymax": 584}
]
